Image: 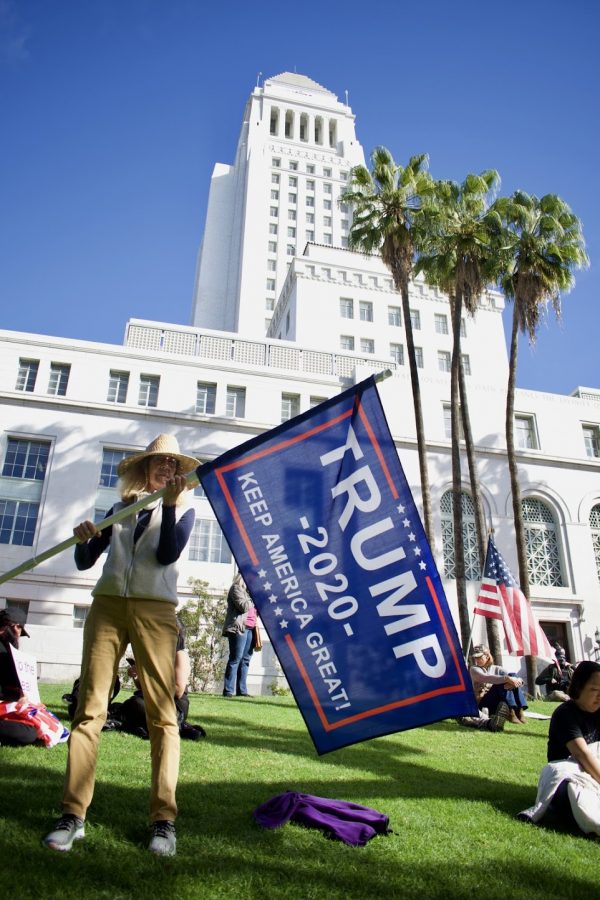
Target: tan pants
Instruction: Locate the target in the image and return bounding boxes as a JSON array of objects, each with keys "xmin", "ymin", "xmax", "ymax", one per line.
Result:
[{"xmin": 62, "ymin": 594, "xmax": 180, "ymax": 822}]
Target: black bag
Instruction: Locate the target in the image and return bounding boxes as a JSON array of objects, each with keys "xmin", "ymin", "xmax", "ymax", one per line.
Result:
[{"xmin": 63, "ymin": 675, "xmax": 121, "ymax": 720}]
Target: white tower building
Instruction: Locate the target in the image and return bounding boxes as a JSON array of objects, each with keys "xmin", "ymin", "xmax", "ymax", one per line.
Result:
[{"xmin": 192, "ymin": 72, "xmax": 365, "ymax": 337}]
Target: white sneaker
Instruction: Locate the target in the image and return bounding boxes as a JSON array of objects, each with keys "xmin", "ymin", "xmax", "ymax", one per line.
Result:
[
  {"xmin": 148, "ymin": 820, "xmax": 176, "ymax": 857},
  {"xmin": 43, "ymin": 814, "xmax": 85, "ymax": 852}
]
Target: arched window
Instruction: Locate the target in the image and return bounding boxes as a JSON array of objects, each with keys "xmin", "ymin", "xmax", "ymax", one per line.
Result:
[
  {"xmin": 440, "ymin": 490, "xmax": 481, "ymax": 581},
  {"xmin": 522, "ymin": 497, "xmax": 564, "ymax": 587},
  {"xmin": 590, "ymin": 503, "xmax": 600, "ymax": 582}
]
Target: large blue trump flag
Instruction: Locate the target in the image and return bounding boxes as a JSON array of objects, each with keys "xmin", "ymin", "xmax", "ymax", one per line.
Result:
[{"xmin": 199, "ymin": 375, "xmax": 477, "ymax": 753}]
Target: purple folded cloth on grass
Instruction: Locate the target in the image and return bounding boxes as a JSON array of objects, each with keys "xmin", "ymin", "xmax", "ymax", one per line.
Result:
[{"xmin": 253, "ymin": 792, "xmax": 390, "ymax": 847}]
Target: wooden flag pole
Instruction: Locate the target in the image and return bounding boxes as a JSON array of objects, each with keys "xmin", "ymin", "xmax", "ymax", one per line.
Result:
[
  {"xmin": 0, "ymin": 369, "xmax": 394, "ymax": 588},
  {"xmin": 0, "ymin": 469, "xmax": 202, "ymax": 587}
]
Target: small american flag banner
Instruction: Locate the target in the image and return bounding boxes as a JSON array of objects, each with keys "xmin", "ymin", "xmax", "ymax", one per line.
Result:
[{"xmin": 474, "ymin": 535, "xmax": 555, "ymax": 660}]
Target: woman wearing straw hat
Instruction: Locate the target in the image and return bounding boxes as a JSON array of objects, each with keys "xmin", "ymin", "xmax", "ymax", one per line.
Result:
[{"xmin": 43, "ymin": 434, "xmax": 199, "ymax": 858}]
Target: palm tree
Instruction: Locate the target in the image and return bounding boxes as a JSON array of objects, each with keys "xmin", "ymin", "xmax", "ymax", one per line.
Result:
[
  {"xmin": 341, "ymin": 149, "xmax": 436, "ymax": 547},
  {"xmin": 417, "ymin": 172, "xmax": 500, "ymax": 648},
  {"xmin": 491, "ymin": 191, "xmax": 588, "ymax": 684}
]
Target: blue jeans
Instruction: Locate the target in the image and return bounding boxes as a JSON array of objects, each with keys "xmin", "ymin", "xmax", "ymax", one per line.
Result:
[
  {"xmin": 223, "ymin": 630, "xmax": 253, "ymax": 696},
  {"xmin": 480, "ymin": 674, "xmax": 528, "ymax": 715}
]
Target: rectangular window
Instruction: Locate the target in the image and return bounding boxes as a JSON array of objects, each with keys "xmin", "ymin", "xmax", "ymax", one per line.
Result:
[
  {"xmin": 287, "ymin": 227, "xmax": 296, "ymax": 238},
  {"xmin": 443, "ymin": 404, "xmax": 464, "ymax": 440},
  {"xmin": 99, "ymin": 448, "xmax": 132, "ymax": 488},
  {"xmin": 323, "ymin": 216, "xmax": 332, "ymax": 227},
  {"xmin": 73, "ymin": 606, "xmax": 88, "ymax": 629},
  {"xmin": 289, "ymin": 161, "xmax": 298, "ymax": 171},
  {"xmin": 270, "ymin": 189, "xmax": 279, "ymax": 200},
  {"xmin": 306, "ymin": 179, "xmax": 315, "ymax": 191},
  {"xmin": 360, "ymin": 338, "xmax": 375, "ymax": 354},
  {"xmin": 47, "ymin": 363, "xmax": 70, "ymax": 396},
  {"xmin": 288, "ymin": 176, "xmax": 297, "ymax": 187},
  {"xmin": 339, "ymin": 298, "xmax": 354, "ymax": 319},
  {"xmin": 272, "ymin": 157, "xmax": 281, "ymax": 167},
  {"xmin": 269, "ymin": 223, "xmax": 278, "ymax": 235},
  {"xmin": 461, "ymin": 354, "xmax": 471, "ymax": 376},
  {"xmin": 138, "ymin": 374, "xmax": 159, "ymax": 408},
  {"xmin": 435, "ymin": 314, "xmax": 449, "ymax": 335},
  {"xmin": 306, "ymin": 231, "xmax": 314, "ymax": 242},
  {"xmin": 388, "ymin": 306, "xmax": 401, "ymax": 327},
  {"xmin": 188, "ymin": 519, "xmax": 232, "ymax": 564},
  {"xmin": 271, "ymin": 174, "xmax": 280, "ymax": 184},
  {"xmin": 268, "ymin": 241, "xmax": 277, "ymax": 252},
  {"xmin": 415, "ymin": 347, "xmax": 424, "ymax": 368},
  {"xmin": 269, "ymin": 206, "xmax": 278, "ymax": 217},
  {"xmin": 460, "ymin": 318, "xmax": 467, "ymax": 338},
  {"xmin": 288, "ymin": 209, "xmax": 296, "ymax": 221},
  {"xmin": 16, "ymin": 358, "xmax": 39, "ymax": 392},
  {"xmin": 324, "ymin": 183, "xmax": 332, "ymax": 194},
  {"xmin": 359, "ymin": 301, "xmax": 373, "ymax": 322},
  {"xmin": 410, "ymin": 309, "xmax": 421, "ymax": 330},
  {"xmin": 341, "ymin": 219, "xmax": 349, "ymax": 232},
  {"xmin": 288, "ymin": 193, "xmax": 297, "ymax": 204},
  {"xmin": 323, "ymin": 233, "xmax": 332, "ymax": 245},
  {"xmin": 306, "ymin": 196, "xmax": 314, "ymax": 208},
  {"xmin": 515, "ymin": 415, "xmax": 538, "ymax": 450},
  {"xmin": 310, "ymin": 395, "xmax": 327, "ymax": 408},
  {"xmin": 323, "ymin": 199, "xmax": 332, "ymax": 210},
  {"xmin": 438, "ymin": 351, "xmax": 451, "ymax": 373},
  {"xmin": 340, "ymin": 236, "xmax": 348, "ymax": 248},
  {"xmin": 281, "ymin": 393, "xmax": 300, "ymax": 422},
  {"xmin": 390, "ymin": 343, "xmax": 404, "ymax": 365},
  {"xmin": 266, "ymin": 279, "xmax": 276, "ymax": 291},
  {"xmin": 286, "ymin": 244, "xmax": 295, "ymax": 256},
  {"xmin": 265, "ymin": 297, "xmax": 275, "ymax": 311},
  {"xmin": 0, "ymin": 499, "xmax": 39, "ymax": 546},
  {"xmin": 323, "ymin": 167, "xmax": 332, "ymax": 177},
  {"xmin": 340, "ymin": 335, "xmax": 355, "ymax": 351},
  {"xmin": 306, "ymin": 164, "xmax": 315, "ymax": 174},
  {"xmin": 196, "ymin": 381, "xmax": 216, "ymax": 415},
  {"xmin": 267, "ymin": 259, "xmax": 276, "ymax": 271},
  {"xmin": 305, "ymin": 213, "xmax": 314, "ymax": 224},
  {"xmin": 2, "ymin": 438, "xmax": 50, "ymax": 480},
  {"xmin": 107, "ymin": 370, "xmax": 129, "ymax": 404},
  {"xmin": 226, "ymin": 386, "xmax": 246, "ymax": 419},
  {"xmin": 583, "ymin": 425, "xmax": 600, "ymax": 458}
]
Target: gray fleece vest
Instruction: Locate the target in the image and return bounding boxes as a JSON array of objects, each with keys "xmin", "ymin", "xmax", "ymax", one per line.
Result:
[{"xmin": 93, "ymin": 499, "xmax": 183, "ymax": 604}]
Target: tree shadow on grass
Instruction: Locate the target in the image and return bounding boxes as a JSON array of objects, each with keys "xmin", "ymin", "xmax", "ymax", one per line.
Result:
[{"xmin": 0, "ymin": 755, "xmax": 598, "ymax": 900}]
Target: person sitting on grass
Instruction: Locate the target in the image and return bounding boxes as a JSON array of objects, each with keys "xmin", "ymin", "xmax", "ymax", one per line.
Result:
[
  {"xmin": 535, "ymin": 647, "xmax": 575, "ymax": 702},
  {"xmin": 469, "ymin": 644, "xmax": 528, "ymax": 725},
  {"xmin": 0, "ymin": 608, "xmax": 37, "ymax": 747},
  {"xmin": 122, "ymin": 619, "xmax": 206, "ymax": 741},
  {"xmin": 519, "ymin": 661, "xmax": 600, "ymax": 835}
]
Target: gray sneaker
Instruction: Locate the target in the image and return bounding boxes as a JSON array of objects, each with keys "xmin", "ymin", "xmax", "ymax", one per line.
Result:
[
  {"xmin": 43, "ymin": 814, "xmax": 85, "ymax": 851},
  {"xmin": 148, "ymin": 820, "xmax": 176, "ymax": 857},
  {"xmin": 488, "ymin": 701, "xmax": 510, "ymax": 732}
]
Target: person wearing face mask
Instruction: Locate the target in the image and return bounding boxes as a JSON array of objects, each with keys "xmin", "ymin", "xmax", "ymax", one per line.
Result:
[
  {"xmin": 0, "ymin": 608, "xmax": 37, "ymax": 746},
  {"xmin": 42, "ymin": 435, "xmax": 198, "ymax": 858}
]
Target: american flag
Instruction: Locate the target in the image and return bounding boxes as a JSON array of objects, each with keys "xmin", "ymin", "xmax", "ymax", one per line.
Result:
[{"xmin": 474, "ymin": 536, "xmax": 555, "ymax": 660}]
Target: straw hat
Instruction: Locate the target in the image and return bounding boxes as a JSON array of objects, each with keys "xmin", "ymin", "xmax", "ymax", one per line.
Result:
[{"xmin": 117, "ymin": 434, "xmax": 199, "ymax": 477}]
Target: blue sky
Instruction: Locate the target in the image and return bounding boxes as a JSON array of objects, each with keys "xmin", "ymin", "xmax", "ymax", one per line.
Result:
[{"xmin": 1, "ymin": 0, "xmax": 598, "ymax": 395}]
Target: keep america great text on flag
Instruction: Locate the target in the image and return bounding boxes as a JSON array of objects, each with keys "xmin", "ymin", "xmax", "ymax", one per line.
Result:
[{"xmin": 198, "ymin": 375, "xmax": 478, "ymax": 753}]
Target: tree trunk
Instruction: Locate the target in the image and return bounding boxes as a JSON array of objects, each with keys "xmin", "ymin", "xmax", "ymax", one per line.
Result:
[
  {"xmin": 394, "ymin": 278, "xmax": 435, "ymax": 553},
  {"xmin": 450, "ymin": 285, "xmax": 469, "ymax": 648},
  {"xmin": 458, "ymin": 360, "xmax": 502, "ymax": 659},
  {"xmin": 505, "ymin": 306, "xmax": 536, "ymax": 693}
]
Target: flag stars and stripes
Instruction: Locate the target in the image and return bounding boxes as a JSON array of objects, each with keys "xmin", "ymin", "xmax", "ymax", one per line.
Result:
[
  {"xmin": 418, "ymin": 561, "xmax": 427, "ymax": 570},
  {"xmin": 274, "ymin": 607, "xmax": 283, "ymax": 617},
  {"xmin": 269, "ymin": 594, "xmax": 278, "ymax": 603},
  {"xmin": 263, "ymin": 581, "xmax": 272, "ymax": 591},
  {"xmin": 279, "ymin": 619, "xmax": 288, "ymax": 629},
  {"xmin": 408, "ymin": 532, "xmax": 416, "ymax": 542},
  {"xmin": 397, "ymin": 504, "xmax": 405, "ymax": 514},
  {"xmin": 413, "ymin": 546, "xmax": 421, "ymax": 556},
  {"xmin": 258, "ymin": 569, "xmax": 267, "ymax": 578},
  {"xmin": 402, "ymin": 518, "xmax": 410, "ymax": 528}
]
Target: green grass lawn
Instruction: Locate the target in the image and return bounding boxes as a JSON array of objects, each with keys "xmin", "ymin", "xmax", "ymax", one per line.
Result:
[{"xmin": 1, "ymin": 685, "xmax": 598, "ymax": 900}]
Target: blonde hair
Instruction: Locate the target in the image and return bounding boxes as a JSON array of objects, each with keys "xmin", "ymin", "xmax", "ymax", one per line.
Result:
[{"xmin": 118, "ymin": 458, "xmax": 187, "ymax": 506}]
